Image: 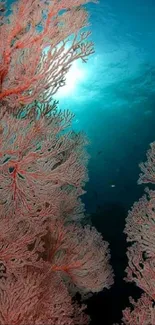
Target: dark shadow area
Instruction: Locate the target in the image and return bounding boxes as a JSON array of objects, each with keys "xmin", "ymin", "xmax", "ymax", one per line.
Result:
[{"xmin": 86, "ymin": 202, "xmax": 142, "ymax": 325}]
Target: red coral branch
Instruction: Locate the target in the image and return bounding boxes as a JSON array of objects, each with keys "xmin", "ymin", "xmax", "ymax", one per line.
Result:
[{"xmin": 0, "ymin": 0, "xmax": 95, "ymax": 108}]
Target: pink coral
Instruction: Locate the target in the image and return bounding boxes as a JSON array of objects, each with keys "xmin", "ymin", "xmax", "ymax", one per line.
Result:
[
  {"xmin": 0, "ymin": 267, "xmax": 90, "ymax": 325},
  {"xmin": 0, "ymin": 1, "xmax": 114, "ymax": 324},
  {"xmin": 138, "ymin": 142, "xmax": 155, "ymax": 185},
  {"xmin": 119, "ymin": 143, "xmax": 155, "ymax": 325},
  {"xmin": 121, "ymin": 294, "xmax": 155, "ymax": 325},
  {"xmin": 0, "ymin": 108, "xmax": 88, "ymax": 216},
  {"xmin": 0, "ymin": 0, "xmax": 94, "ymax": 108},
  {"xmin": 0, "ymin": 106, "xmax": 114, "ymax": 324}
]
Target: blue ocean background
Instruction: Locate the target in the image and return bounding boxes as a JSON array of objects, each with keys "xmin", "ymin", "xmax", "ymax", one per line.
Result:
[
  {"xmin": 55, "ymin": 0, "xmax": 155, "ymax": 323},
  {"xmin": 56, "ymin": 0, "xmax": 155, "ymax": 212}
]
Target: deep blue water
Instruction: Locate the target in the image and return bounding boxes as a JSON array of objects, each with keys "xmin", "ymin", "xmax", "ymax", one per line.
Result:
[{"xmin": 57, "ymin": 1, "xmax": 155, "ymax": 323}]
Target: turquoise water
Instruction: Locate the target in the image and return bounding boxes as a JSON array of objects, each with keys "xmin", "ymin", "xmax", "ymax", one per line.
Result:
[
  {"xmin": 54, "ymin": 0, "xmax": 155, "ymax": 214},
  {"xmin": 54, "ymin": 3, "xmax": 155, "ymax": 323}
]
